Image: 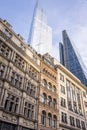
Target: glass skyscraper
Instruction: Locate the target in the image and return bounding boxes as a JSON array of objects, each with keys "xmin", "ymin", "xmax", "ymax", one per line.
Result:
[
  {"xmin": 28, "ymin": 0, "xmax": 52, "ymax": 55},
  {"xmin": 59, "ymin": 30, "xmax": 87, "ymax": 86}
]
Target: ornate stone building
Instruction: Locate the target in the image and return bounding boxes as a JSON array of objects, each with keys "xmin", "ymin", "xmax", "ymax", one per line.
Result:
[
  {"xmin": 0, "ymin": 18, "xmax": 40, "ymax": 130},
  {"xmin": 0, "ymin": 18, "xmax": 87, "ymax": 130},
  {"xmin": 54, "ymin": 59, "xmax": 87, "ymax": 130},
  {"xmin": 38, "ymin": 53, "xmax": 59, "ymax": 130}
]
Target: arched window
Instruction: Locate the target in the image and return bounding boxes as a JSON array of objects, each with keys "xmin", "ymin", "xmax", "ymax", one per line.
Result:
[
  {"xmin": 42, "ymin": 79, "xmax": 47, "ymax": 87},
  {"xmin": 53, "ymin": 98, "xmax": 57, "ymax": 109},
  {"xmin": 48, "ymin": 82, "xmax": 52, "ymax": 90},
  {"xmin": 52, "ymin": 85, "xmax": 56, "ymax": 92},
  {"xmin": 53, "ymin": 115, "xmax": 57, "ymax": 128},
  {"xmin": 48, "ymin": 113, "xmax": 52, "ymax": 127},
  {"xmin": 42, "ymin": 93, "xmax": 47, "ymax": 104},
  {"xmin": 41, "ymin": 111, "xmax": 46, "ymax": 125},
  {"xmin": 48, "ymin": 96, "xmax": 52, "ymax": 106}
]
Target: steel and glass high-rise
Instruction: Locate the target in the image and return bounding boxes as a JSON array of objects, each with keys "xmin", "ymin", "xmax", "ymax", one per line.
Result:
[
  {"xmin": 28, "ymin": 0, "xmax": 52, "ymax": 55},
  {"xmin": 59, "ymin": 30, "xmax": 87, "ymax": 86}
]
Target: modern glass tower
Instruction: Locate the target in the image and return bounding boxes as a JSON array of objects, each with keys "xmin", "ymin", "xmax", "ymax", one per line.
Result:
[
  {"xmin": 28, "ymin": 0, "xmax": 52, "ymax": 55},
  {"xmin": 59, "ymin": 30, "xmax": 87, "ymax": 86}
]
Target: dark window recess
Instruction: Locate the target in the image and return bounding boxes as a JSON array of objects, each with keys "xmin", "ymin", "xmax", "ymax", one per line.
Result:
[
  {"xmin": 24, "ymin": 102, "xmax": 34, "ymax": 120},
  {"xmin": 42, "ymin": 79, "xmax": 47, "ymax": 87},
  {"xmin": 48, "ymin": 113, "xmax": 52, "ymax": 127},
  {"xmin": 61, "ymin": 112, "xmax": 67, "ymax": 124},
  {"xmin": 41, "ymin": 111, "xmax": 46, "ymax": 126},
  {"xmin": 70, "ymin": 116, "xmax": 75, "ymax": 126},
  {"xmin": 61, "ymin": 97, "xmax": 66, "ymax": 107},
  {"xmin": 76, "ymin": 119, "xmax": 81, "ymax": 128},
  {"xmin": 28, "ymin": 66, "xmax": 39, "ymax": 81},
  {"xmin": 26, "ymin": 81, "xmax": 36, "ymax": 98},
  {"xmin": 0, "ymin": 122, "xmax": 16, "ymax": 130},
  {"xmin": 4, "ymin": 93, "xmax": 19, "ymax": 114},
  {"xmin": 14, "ymin": 54, "xmax": 25, "ymax": 70},
  {"xmin": 48, "ymin": 96, "xmax": 52, "ymax": 107},
  {"xmin": 53, "ymin": 99, "xmax": 57, "ymax": 109},
  {"xmin": 73, "ymin": 101, "xmax": 78, "ymax": 113},
  {"xmin": 0, "ymin": 62, "xmax": 6, "ymax": 78},
  {"xmin": 0, "ymin": 40, "xmax": 11, "ymax": 59},
  {"xmin": 61, "ymin": 85, "xmax": 65, "ymax": 94},
  {"xmin": 53, "ymin": 115, "xmax": 57, "ymax": 128},
  {"xmin": 68, "ymin": 101, "xmax": 73, "ymax": 111},
  {"xmin": 10, "ymin": 71, "xmax": 23, "ymax": 88},
  {"xmin": 81, "ymin": 121, "xmax": 86, "ymax": 130},
  {"xmin": 42, "ymin": 93, "xmax": 47, "ymax": 104},
  {"xmin": 60, "ymin": 73, "xmax": 64, "ymax": 82}
]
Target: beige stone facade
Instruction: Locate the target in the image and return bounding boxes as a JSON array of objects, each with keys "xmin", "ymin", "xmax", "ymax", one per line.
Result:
[
  {"xmin": 0, "ymin": 18, "xmax": 40, "ymax": 130},
  {"xmin": 54, "ymin": 59, "xmax": 87, "ymax": 130},
  {"xmin": 38, "ymin": 53, "xmax": 59, "ymax": 130}
]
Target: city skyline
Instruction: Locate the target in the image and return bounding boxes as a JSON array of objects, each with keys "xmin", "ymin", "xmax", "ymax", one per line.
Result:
[{"xmin": 0, "ymin": 0, "xmax": 87, "ymax": 67}]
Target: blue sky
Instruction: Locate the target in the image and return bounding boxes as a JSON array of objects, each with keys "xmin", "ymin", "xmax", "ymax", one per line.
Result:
[{"xmin": 0, "ymin": 0, "xmax": 87, "ymax": 66}]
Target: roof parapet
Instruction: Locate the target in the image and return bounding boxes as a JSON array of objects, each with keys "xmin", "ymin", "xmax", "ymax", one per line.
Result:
[{"xmin": 3, "ymin": 19, "xmax": 12, "ymax": 28}]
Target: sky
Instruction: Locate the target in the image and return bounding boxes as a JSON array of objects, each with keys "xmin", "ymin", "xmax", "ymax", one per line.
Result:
[{"xmin": 0, "ymin": 0, "xmax": 87, "ymax": 67}]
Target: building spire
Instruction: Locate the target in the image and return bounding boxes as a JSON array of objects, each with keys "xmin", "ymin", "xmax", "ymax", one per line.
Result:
[
  {"xmin": 35, "ymin": 0, "xmax": 40, "ymax": 12},
  {"xmin": 28, "ymin": 0, "xmax": 52, "ymax": 55}
]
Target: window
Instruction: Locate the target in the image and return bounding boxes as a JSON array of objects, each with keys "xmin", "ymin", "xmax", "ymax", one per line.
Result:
[
  {"xmin": 52, "ymin": 85, "xmax": 56, "ymax": 92},
  {"xmin": 61, "ymin": 97, "xmax": 66, "ymax": 107},
  {"xmin": 24, "ymin": 102, "xmax": 34, "ymax": 120},
  {"xmin": 81, "ymin": 121, "xmax": 86, "ymax": 130},
  {"xmin": 29, "ymin": 66, "xmax": 39, "ymax": 81},
  {"xmin": 48, "ymin": 82, "xmax": 52, "ymax": 90},
  {"xmin": 53, "ymin": 99, "xmax": 57, "ymax": 109},
  {"xmin": 0, "ymin": 40, "xmax": 11, "ymax": 59},
  {"xmin": 4, "ymin": 93, "xmax": 19, "ymax": 113},
  {"xmin": 53, "ymin": 115, "xmax": 57, "ymax": 128},
  {"xmin": 20, "ymin": 43, "xmax": 26, "ymax": 52},
  {"xmin": 61, "ymin": 112, "xmax": 67, "ymax": 123},
  {"xmin": 4, "ymin": 29, "xmax": 12, "ymax": 38},
  {"xmin": 76, "ymin": 119, "xmax": 81, "ymax": 128},
  {"xmin": 14, "ymin": 53, "xmax": 25, "ymax": 70},
  {"xmin": 0, "ymin": 122, "xmax": 16, "ymax": 130},
  {"xmin": 0, "ymin": 62, "xmax": 6, "ymax": 78},
  {"xmin": 27, "ymin": 82, "xmax": 36, "ymax": 98},
  {"xmin": 66, "ymin": 80, "xmax": 72, "ymax": 111},
  {"xmin": 48, "ymin": 113, "xmax": 52, "ymax": 127},
  {"xmin": 70, "ymin": 116, "xmax": 75, "ymax": 126},
  {"xmin": 73, "ymin": 101, "xmax": 77, "ymax": 113},
  {"xmin": 41, "ymin": 111, "xmax": 46, "ymax": 125},
  {"xmin": 72, "ymin": 85, "xmax": 77, "ymax": 113},
  {"xmin": 77, "ymin": 90, "xmax": 82, "ymax": 115},
  {"xmin": 61, "ymin": 85, "xmax": 65, "ymax": 94},
  {"xmin": 68, "ymin": 101, "xmax": 72, "ymax": 111},
  {"xmin": 42, "ymin": 79, "xmax": 47, "ymax": 87},
  {"xmin": 42, "ymin": 93, "xmax": 47, "ymax": 104},
  {"xmin": 10, "ymin": 71, "xmax": 23, "ymax": 88},
  {"xmin": 60, "ymin": 73, "xmax": 64, "ymax": 82},
  {"xmin": 48, "ymin": 96, "xmax": 52, "ymax": 107}
]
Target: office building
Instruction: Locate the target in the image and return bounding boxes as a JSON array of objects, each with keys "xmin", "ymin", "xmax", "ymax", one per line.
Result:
[
  {"xmin": 54, "ymin": 59, "xmax": 87, "ymax": 130},
  {"xmin": 59, "ymin": 30, "xmax": 87, "ymax": 86},
  {"xmin": 28, "ymin": 0, "xmax": 52, "ymax": 55}
]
